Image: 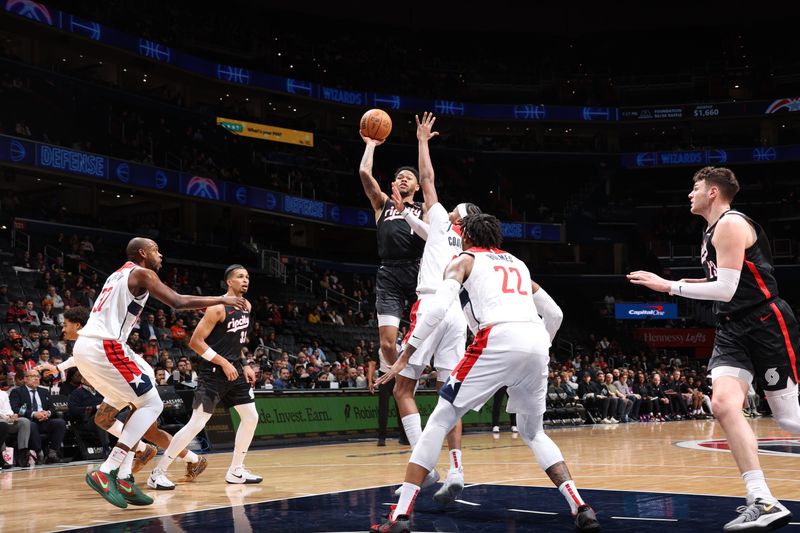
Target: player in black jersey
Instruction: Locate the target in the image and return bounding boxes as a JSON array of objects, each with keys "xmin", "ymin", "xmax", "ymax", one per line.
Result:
[
  {"xmin": 629, "ymin": 167, "xmax": 798, "ymax": 532},
  {"xmin": 148, "ymin": 265, "xmax": 263, "ymax": 489},
  {"xmin": 360, "ymin": 127, "xmax": 425, "ymax": 445}
]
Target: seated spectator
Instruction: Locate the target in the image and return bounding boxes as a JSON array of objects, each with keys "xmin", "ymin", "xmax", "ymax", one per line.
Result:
[
  {"xmin": 143, "ymin": 338, "xmax": 159, "ymax": 359},
  {"xmin": 649, "ymin": 373, "xmax": 673, "ymax": 421},
  {"xmin": 0, "ymin": 385, "xmax": 34, "ymax": 467},
  {"xmin": 156, "ymin": 316, "xmax": 172, "ymax": 345},
  {"xmin": 60, "ymin": 367, "xmax": 83, "ymax": 397},
  {"xmin": 577, "ymin": 372, "xmax": 613, "ymax": 424},
  {"xmin": 341, "ymin": 367, "xmax": 360, "ymax": 388},
  {"xmin": 168, "ymin": 357, "xmax": 197, "ymax": 389},
  {"xmin": 62, "ymin": 289, "xmax": 80, "ymax": 310},
  {"xmin": 273, "ymin": 368, "xmax": 293, "ymax": 390},
  {"xmin": 170, "ymin": 318, "xmax": 188, "ymax": 347},
  {"xmin": 44, "ymin": 286, "xmax": 64, "ymax": 315},
  {"xmin": 154, "ymin": 367, "xmax": 169, "ymax": 386},
  {"xmin": 614, "ymin": 372, "xmax": 641, "ymax": 421},
  {"xmin": 9, "ymin": 370, "xmax": 67, "ymax": 463},
  {"xmin": 67, "ymin": 378, "xmax": 110, "ymax": 456},
  {"xmin": 307, "ymin": 306, "xmax": 322, "ymax": 324},
  {"xmin": 127, "ymin": 331, "xmax": 145, "ymax": 354},
  {"xmin": 5, "ymin": 300, "xmax": 28, "ymax": 324},
  {"xmin": 138, "ymin": 313, "xmax": 159, "ymax": 341},
  {"xmin": 663, "ymin": 371, "xmax": 689, "ymax": 419},
  {"xmin": 605, "ymin": 372, "xmax": 633, "ymax": 422},
  {"xmin": 40, "ymin": 301, "xmax": 62, "ymax": 327},
  {"xmin": 25, "ymin": 301, "xmax": 41, "ymax": 326}
]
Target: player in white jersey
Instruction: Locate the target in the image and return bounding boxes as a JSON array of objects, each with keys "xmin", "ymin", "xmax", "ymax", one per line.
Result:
[
  {"xmin": 371, "ymin": 214, "xmax": 600, "ymax": 533},
  {"xmin": 387, "ymin": 112, "xmax": 482, "ymax": 505},
  {"xmin": 78, "ymin": 237, "xmax": 246, "ymax": 509}
]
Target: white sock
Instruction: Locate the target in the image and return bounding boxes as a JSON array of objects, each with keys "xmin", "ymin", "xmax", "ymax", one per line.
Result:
[
  {"xmin": 99, "ymin": 447, "xmax": 128, "ymax": 474},
  {"xmin": 392, "ymin": 482, "xmax": 420, "ymax": 520},
  {"xmin": 118, "ymin": 449, "xmax": 135, "ymax": 479},
  {"xmin": 449, "ymin": 449, "xmax": 463, "ymax": 473},
  {"xmin": 137, "ymin": 441, "xmax": 148, "ymax": 452},
  {"xmin": 401, "ymin": 413, "xmax": 423, "ymax": 448},
  {"xmin": 558, "ymin": 480, "xmax": 586, "ymax": 515},
  {"xmin": 743, "ymin": 470, "xmax": 773, "ymax": 502},
  {"xmin": 182, "ymin": 450, "xmax": 199, "ymax": 463}
]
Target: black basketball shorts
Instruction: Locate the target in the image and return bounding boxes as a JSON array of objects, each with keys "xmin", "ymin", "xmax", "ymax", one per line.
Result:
[
  {"xmin": 375, "ymin": 262, "xmax": 419, "ymax": 321},
  {"xmin": 193, "ymin": 367, "xmax": 254, "ymax": 413},
  {"xmin": 709, "ymin": 297, "xmax": 800, "ymax": 391}
]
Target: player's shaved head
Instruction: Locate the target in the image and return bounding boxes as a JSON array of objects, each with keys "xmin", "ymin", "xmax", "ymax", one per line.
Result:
[{"xmin": 126, "ymin": 237, "xmax": 154, "ymax": 262}]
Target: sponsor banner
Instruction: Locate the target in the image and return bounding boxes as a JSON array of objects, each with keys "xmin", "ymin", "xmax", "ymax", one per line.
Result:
[
  {"xmin": 216, "ymin": 116, "xmax": 313, "ymax": 147},
  {"xmin": 223, "ymin": 391, "xmax": 508, "ymax": 442},
  {"xmin": 634, "ymin": 328, "xmax": 715, "ymax": 348},
  {"xmin": 615, "ymin": 303, "xmax": 677, "ymax": 320}
]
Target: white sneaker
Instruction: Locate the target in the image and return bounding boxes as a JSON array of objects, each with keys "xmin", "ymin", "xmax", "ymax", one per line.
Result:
[
  {"xmin": 723, "ymin": 498, "xmax": 791, "ymax": 531},
  {"xmin": 609, "ymin": 417, "xmax": 619, "ymax": 424},
  {"xmin": 147, "ymin": 467, "xmax": 176, "ymax": 490},
  {"xmin": 395, "ymin": 468, "xmax": 440, "ymax": 496},
  {"xmin": 510, "ymin": 425, "xmax": 519, "ymax": 433},
  {"xmin": 492, "ymin": 426, "xmax": 500, "ymax": 433},
  {"xmin": 601, "ymin": 418, "xmax": 611, "ymax": 424},
  {"xmin": 433, "ymin": 471, "xmax": 464, "ymax": 505},
  {"xmin": 226, "ymin": 466, "xmax": 263, "ymax": 484}
]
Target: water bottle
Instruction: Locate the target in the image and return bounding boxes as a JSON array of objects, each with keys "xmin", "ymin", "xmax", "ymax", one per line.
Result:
[{"xmin": 18, "ymin": 404, "xmax": 27, "ymax": 418}]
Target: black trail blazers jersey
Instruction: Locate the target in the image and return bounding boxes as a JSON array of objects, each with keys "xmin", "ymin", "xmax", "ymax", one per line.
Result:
[
  {"xmin": 701, "ymin": 210, "xmax": 778, "ymax": 316},
  {"xmin": 202, "ymin": 305, "xmax": 250, "ymax": 368},
  {"xmin": 376, "ymin": 198, "xmax": 425, "ymax": 262}
]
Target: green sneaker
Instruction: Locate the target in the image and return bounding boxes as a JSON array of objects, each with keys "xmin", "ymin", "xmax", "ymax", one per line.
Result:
[
  {"xmin": 117, "ymin": 475, "xmax": 154, "ymax": 506},
  {"xmin": 85, "ymin": 468, "xmax": 128, "ymax": 509}
]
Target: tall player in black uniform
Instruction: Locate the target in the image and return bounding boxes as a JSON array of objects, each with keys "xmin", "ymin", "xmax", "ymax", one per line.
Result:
[
  {"xmin": 629, "ymin": 167, "xmax": 800, "ymax": 532},
  {"xmin": 148, "ymin": 265, "xmax": 263, "ymax": 489},
  {"xmin": 360, "ymin": 130, "xmax": 425, "ymax": 446}
]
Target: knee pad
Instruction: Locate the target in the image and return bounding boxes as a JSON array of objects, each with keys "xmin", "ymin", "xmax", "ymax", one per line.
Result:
[
  {"xmin": 765, "ymin": 383, "xmax": 800, "ymax": 434},
  {"xmin": 518, "ymin": 413, "xmax": 563, "ymax": 471}
]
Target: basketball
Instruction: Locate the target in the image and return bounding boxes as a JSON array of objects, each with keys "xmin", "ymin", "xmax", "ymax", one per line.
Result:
[{"xmin": 360, "ymin": 108, "xmax": 392, "ymax": 141}]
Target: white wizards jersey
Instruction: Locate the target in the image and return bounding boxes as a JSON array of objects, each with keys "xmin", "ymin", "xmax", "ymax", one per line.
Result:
[
  {"xmin": 417, "ymin": 203, "xmax": 463, "ymax": 294},
  {"xmin": 459, "ymin": 248, "xmax": 542, "ymax": 331},
  {"xmin": 79, "ymin": 261, "xmax": 150, "ymax": 341}
]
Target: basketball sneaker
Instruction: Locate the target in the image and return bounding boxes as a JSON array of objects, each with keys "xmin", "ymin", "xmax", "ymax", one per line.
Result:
[
  {"xmin": 432, "ymin": 470, "xmax": 464, "ymax": 505},
  {"xmin": 395, "ymin": 468, "xmax": 439, "ymax": 496},
  {"xmin": 117, "ymin": 475, "xmax": 154, "ymax": 506},
  {"xmin": 147, "ymin": 467, "xmax": 176, "ymax": 490},
  {"xmin": 370, "ymin": 505, "xmax": 411, "ymax": 533},
  {"xmin": 180, "ymin": 456, "xmax": 208, "ymax": 482},
  {"xmin": 85, "ymin": 468, "xmax": 127, "ymax": 509},
  {"xmin": 723, "ymin": 498, "xmax": 791, "ymax": 531},
  {"xmin": 575, "ymin": 504, "xmax": 601, "ymax": 532},
  {"xmin": 226, "ymin": 466, "xmax": 263, "ymax": 484},
  {"xmin": 132, "ymin": 443, "xmax": 158, "ymax": 474}
]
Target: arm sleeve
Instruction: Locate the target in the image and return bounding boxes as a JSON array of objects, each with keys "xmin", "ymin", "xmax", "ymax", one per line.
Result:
[
  {"xmin": 405, "ymin": 279, "xmax": 461, "ymax": 349},
  {"xmin": 402, "ymin": 207, "xmax": 430, "ymax": 240},
  {"xmin": 532, "ymin": 287, "xmax": 563, "ymax": 342},
  {"xmin": 669, "ymin": 267, "xmax": 740, "ymax": 302},
  {"xmin": 57, "ymin": 357, "xmax": 77, "ymax": 373}
]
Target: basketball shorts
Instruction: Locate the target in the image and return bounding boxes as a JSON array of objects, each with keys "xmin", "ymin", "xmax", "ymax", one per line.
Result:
[
  {"xmin": 193, "ymin": 366, "xmax": 255, "ymax": 414},
  {"xmin": 710, "ymin": 297, "xmax": 800, "ymax": 391},
  {"xmin": 438, "ymin": 321, "xmax": 551, "ymax": 417},
  {"xmin": 375, "ymin": 261, "xmax": 419, "ymax": 322},
  {"xmin": 399, "ymin": 295, "xmax": 466, "ymax": 381},
  {"xmin": 73, "ymin": 336, "xmax": 156, "ymax": 410}
]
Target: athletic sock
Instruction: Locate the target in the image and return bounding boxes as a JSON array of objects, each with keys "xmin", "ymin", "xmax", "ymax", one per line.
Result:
[
  {"xmin": 118, "ymin": 449, "xmax": 135, "ymax": 479},
  {"xmin": 449, "ymin": 449, "xmax": 463, "ymax": 473},
  {"xmin": 743, "ymin": 470, "xmax": 773, "ymax": 502},
  {"xmin": 393, "ymin": 482, "xmax": 420, "ymax": 520},
  {"xmin": 99, "ymin": 447, "xmax": 128, "ymax": 474},
  {"xmin": 558, "ymin": 480, "xmax": 586, "ymax": 515},
  {"xmin": 182, "ymin": 450, "xmax": 199, "ymax": 463}
]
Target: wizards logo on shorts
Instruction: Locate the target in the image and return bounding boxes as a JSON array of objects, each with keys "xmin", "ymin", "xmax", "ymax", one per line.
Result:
[
  {"xmin": 676, "ymin": 437, "xmax": 800, "ymax": 457},
  {"xmin": 439, "ymin": 374, "xmax": 462, "ymax": 404}
]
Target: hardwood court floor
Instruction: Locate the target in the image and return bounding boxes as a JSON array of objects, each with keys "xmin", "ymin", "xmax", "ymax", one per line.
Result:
[{"xmin": 2, "ymin": 418, "xmax": 799, "ymax": 532}]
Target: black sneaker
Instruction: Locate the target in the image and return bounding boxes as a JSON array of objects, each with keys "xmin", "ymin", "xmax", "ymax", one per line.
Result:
[
  {"xmin": 723, "ymin": 498, "xmax": 791, "ymax": 531},
  {"xmin": 575, "ymin": 504, "xmax": 601, "ymax": 532},
  {"xmin": 370, "ymin": 505, "xmax": 411, "ymax": 533}
]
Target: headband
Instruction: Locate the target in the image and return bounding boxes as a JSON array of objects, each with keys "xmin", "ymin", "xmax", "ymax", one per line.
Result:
[{"xmin": 456, "ymin": 203, "xmax": 469, "ymax": 220}]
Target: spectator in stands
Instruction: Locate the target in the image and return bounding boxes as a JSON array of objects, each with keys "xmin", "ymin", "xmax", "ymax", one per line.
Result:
[
  {"xmin": 663, "ymin": 371, "xmax": 689, "ymax": 419},
  {"xmin": 9, "ymin": 370, "xmax": 67, "ymax": 463},
  {"xmin": 170, "ymin": 317, "xmax": 188, "ymax": 347},
  {"xmin": 154, "ymin": 367, "xmax": 168, "ymax": 386},
  {"xmin": 24, "ymin": 301, "xmax": 40, "ymax": 327},
  {"xmin": 307, "ymin": 305, "xmax": 322, "ymax": 324},
  {"xmin": 40, "ymin": 300, "xmax": 62, "ymax": 326},
  {"xmin": 156, "ymin": 316, "xmax": 172, "ymax": 345},
  {"xmin": 355, "ymin": 366, "xmax": 367, "ymax": 388},
  {"xmin": 614, "ymin": 372, "xmax": 641, "ymax": 421},
  {"xmin": 315, "ymin": 370, "xmax": 331, "ymax": 389},
  {"xmin": 5, "ymin": 299, "xmax": 28, "ymax": 324},
  {"xmin": 67, "ymin": 377, "xmax": 110, "ymax": 456},
  {"xmin": 60, "ymin": 367, "xmax": 83, "ymax": 397},
  {"xmin": 605, "ymin": 372, "xmax": 633, "ymax": 422},
  {"xmin": 693, "ymin": 377, "xmax": 714, "ymax": 417},
  {"xmin": 1, "ymin": 385, "xmax": 33, "ymax": 467},
  {"xmin": 0, "ymin": 283, "xmax": 8, "ymax": 305},
  {"xmin": 273, "ymin": 367, "xmax": 292, "ymax": 390},
  {"xmin": 267, "ymin": 304, "xmax": 283, "ymax": 328},
  {"xmin": 293, "ymin": 363, "xmax": 312, "ymax": 389},
  {"xmin": 341, "ymin": 367, "xmax": 359, "ymax": 388},
  {"xmin": 126, "ymin": 330, "xmax": 144, "ymax": 354},
  {"xmin": 136, "ymin": 313, "xmax": 158, "ymax": 342},
  {"xmin": 649, "ymin": 373, "xmax": 672, "ymax": 421},
  {"xmin": 45, "ymin": 286, "xmax": 64, "ymax": 315},
  {"xmin": 62, "ymin": 289, "xmax": 80, "ymax": 310},
  {"xmin": 169, "ymin": 357, "xmax": 197, "ymax": 389},
  {"xmin": 144, "ymin": 338, "xmax": 159, "ymax": 359},
  {"xmin": 577, "ymin": 372, "xmax": 614, "ymax": 424}
]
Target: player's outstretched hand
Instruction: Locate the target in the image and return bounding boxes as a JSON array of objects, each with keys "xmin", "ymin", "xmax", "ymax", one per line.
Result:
[
  {"xmin": 224, "ymin": 296, "xmax": 248, "ymax": 310},
  {"xmin": 627, "ymin": 270, "xmax": 671, "ymax": 293},
  {"xmin": 36, "ymin": 363, "xmax": 58, "ymax": 376},
  {"xmin": 415, "ymin": 111, "xmax": 439, "ymax": 142},
  {"xmin": 375, "ymin": 353, "xmax": 409, "ymax": 387},
  {"xmin": 222, "ymin": 361, "xmax": 239, "ymax": 381},
  {"xmin": 360, "ymin": 131, "xmax": 385, "ymax": 146}
]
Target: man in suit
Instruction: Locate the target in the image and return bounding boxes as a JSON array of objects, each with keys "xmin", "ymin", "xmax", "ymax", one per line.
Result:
[
  {"xmin": 9, "ymin": 369, "xmax": 67, "ymax": 463},
  {"xmin": 138, "ymin": 313, "xmax": 159, "ymax": 344},
  {"xmin": 0, "ymin": 386, "xmax": 33, "ymax": 467}
]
